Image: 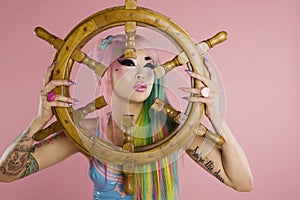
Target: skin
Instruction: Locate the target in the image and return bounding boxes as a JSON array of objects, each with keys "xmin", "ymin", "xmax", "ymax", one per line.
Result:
[
  {"xmin": 110, "ymin": 52, "xmax": 155, "ymax": 144},
  {"xmin": 111, "ymin": 54, "xmax": 155, "ymax": 103},
  {"xmin": 0, "ymin": 50, "xmax": 253, "ymax": 192}
]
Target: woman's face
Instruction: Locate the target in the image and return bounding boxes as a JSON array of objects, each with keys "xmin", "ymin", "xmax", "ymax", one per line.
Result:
[{"xmin": 110, "ymin": 49, "xmax": 155, "ymax": 103}]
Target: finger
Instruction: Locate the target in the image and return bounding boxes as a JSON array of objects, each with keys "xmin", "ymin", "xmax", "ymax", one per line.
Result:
[
  {"xmin": 43, "ymin": 61, "xmax": 56, "ymax": 86},
  {"xmin": 203, "ymin": 57, "xmax": 218, "ymax": 83},
  {"xmin": 179, "ymin": 87, "xmax": 201, "ymax": 94},
  {"xmin": 180, "ymin": 86, "xmax": 211, "ymax": 98},
  {"xmin": 181, "ymin": 88, "xmax": 219, "ymax": 99},
  {"xmin": 47, "ymin": 100, "xmax": 73, "ymax": 108},
  {"xmin": 185, "ymin": 70, "xmax": 212, "ymax": 87},
  {"xmin": 43, "ymin": 67, "xmax": 53, "ymax": 87},
  {"xmin": 52, "ymin": 94, "xmax": 73, "ymax": 103},
  {"xmin": 41, "ymin": 96, "xmax": 73, "ymax": 110},
  {"xmin": 182, "ymin": 96, "xmax": 211, "ymax": 103},
  {"xmin": 41, "ymin": 79, "xmax": 75, "ymax": 95}
]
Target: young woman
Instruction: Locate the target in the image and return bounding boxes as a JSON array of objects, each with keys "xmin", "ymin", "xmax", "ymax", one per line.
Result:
[{"xmin": 0, "ymin": 34, "xmax": 253, "ymax": 200}]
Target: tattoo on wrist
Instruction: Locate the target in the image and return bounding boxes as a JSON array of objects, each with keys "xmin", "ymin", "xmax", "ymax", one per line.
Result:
[
  {"xmin": 34, "ymin": 131, "xmax": 67, "ymax": 148},
  {"xmin": 187, "ymin": 146, "xmax": 224, "ymax": 183}
]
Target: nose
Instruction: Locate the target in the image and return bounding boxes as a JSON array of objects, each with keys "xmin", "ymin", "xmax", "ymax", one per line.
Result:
[
  {"xmin": 135, "ymin": 62, "xmax": 148, "ymax": 81},
  {"xmin": 135, "ymin": 65, "xmax": 146, "ymax": 81},
  {"xmin": 136, "ymin": 73, "xmax": 145, "ymax": 81}
]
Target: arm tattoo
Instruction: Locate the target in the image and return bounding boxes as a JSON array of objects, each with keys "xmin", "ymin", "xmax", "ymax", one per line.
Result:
[
  {"xmin": 20, "ymin": 154, "xmax": 39, "ymax": 178},
  {"xmin": 1, "ymin": 131, "xmax": 67, "ymax": 178},
  {"xmin": 187, "ymin": 146, "xmax": 225, "ymax": 183},
  {"xmin": 0, "ymin": 129, "xmax": 35, "ymax": 177},
  {"xmin": 0, "ymin": 144, "xmax": 34, "ymax": 176}
]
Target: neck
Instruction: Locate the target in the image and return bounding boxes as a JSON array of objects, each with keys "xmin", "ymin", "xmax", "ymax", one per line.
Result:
[
  {"xmin": 112, "ymin": 96, "xmax": 143, "ymax": 125},
  {"xmin": 109, "ymin": 94, "xmax": 144, "ymax": 145}
]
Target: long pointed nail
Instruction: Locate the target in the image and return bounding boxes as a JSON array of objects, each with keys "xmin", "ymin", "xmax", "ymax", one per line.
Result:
[
  {"xmin": 72, "ymin": 98, "xmax": 80, "ymax": 103},
  {"xmin": 182, "ymin": 97, "xmax": 189, "ymax": 101},
  {"xmin": 68, "ymin": 80, "xmax": 76, "ymax": 85},
  {"xmin": 184, "ymin": 69, "xmax": 193, "ymax": 74},
  {"xmin": 50, "ymin": 61, "xmax": 56, "ymax": 67}
]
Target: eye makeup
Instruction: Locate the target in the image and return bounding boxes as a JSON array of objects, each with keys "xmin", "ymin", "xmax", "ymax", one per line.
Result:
[
  {"xmin": 117, "ymin": 57, "xmax": 154, "ymax": 69},
  {"xmin": 144, "ymin": 63, "xmax": 155, "ymax": 69},
  {"xmin": 117, "ymin": 59, "xmax": 135, "ymax": 66}
]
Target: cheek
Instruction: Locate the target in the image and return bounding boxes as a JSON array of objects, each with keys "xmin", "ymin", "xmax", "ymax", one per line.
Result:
[
  {"xmin": 111, "ymin": 68, "xmax": 132, "ymax": 88},
  {"xmin": 145, "ymin": 69, "xmax": 155, "ymax": 83}
]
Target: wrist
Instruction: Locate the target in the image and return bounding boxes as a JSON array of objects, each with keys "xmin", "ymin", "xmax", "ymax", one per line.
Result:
[
  {"xmin": 28, "ymin": 117, "xmax": 48, "ymax": 136},
  {"xmin": 34, "ymin": 113, "xmax": 51, "ymax": 125}
]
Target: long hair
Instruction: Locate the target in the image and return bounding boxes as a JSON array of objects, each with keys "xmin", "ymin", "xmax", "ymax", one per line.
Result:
[{"xmin": 90, "ymin": 34, "xmax": 179, "ymax": 200}]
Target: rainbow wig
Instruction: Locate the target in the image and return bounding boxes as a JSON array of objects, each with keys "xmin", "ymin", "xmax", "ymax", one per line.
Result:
[{"xmin": 90, "ymin": 34, "xmax": 179, "ymax": 200}]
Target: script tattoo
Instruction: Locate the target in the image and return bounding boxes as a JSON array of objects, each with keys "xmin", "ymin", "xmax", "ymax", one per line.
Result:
[
  {"xmin": 187, "ymin": 146, "xmax": 225, "ymax": 183},
  {"xmin": 33, "ymin": 131, "xmax": 67, "ymax": 149},
  {"xmin": 0, "ymin": 133, "xmax": 35, "ymax": 177}
]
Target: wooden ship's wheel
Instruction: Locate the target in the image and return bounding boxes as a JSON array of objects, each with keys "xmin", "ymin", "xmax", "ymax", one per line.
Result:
[{"xmin": 32, "ymin": 0, "xmax": 226, "ymax": 194}]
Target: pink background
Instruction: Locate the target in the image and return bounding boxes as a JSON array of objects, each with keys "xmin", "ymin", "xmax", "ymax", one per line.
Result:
[{"xmin": 0, "ymin": 0, "xmax": 299, "ymax": 199}]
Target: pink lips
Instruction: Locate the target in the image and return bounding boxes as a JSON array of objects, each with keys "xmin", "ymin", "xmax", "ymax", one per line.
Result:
[{"xmin": 134, "ymin": 82, "xmax": 147, "ymax": 92}]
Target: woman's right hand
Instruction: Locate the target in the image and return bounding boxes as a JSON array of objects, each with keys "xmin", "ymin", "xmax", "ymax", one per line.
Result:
[{"xmin": 37, "ymin": 62, "xmax": 75, "ymax": 124}]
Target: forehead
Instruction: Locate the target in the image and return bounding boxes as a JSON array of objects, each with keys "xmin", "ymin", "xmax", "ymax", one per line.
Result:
[
  {"xmin": 136, "ymin": 49, "xmax": 152, "ymax": 55},
  {"xmin": 115, "ymin": 49, "xmax": 154, "ymax": 61},
  {"xmin": 133, "ymin": 49, "xmax": 154, "ymax": 59}
]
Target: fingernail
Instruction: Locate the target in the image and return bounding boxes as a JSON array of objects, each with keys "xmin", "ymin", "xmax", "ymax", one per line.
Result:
[
  {"xmin": 72, "ymin": 98, "xmax": 80, "ymax": 103},
  {"xmin": 68, "ymin": 80, "xmax": 76, "ymax": 85},
  {"xmin": 50, "ymin": 61, "xmax": 56, "ymax": 67},
  {"xmin": 182, "ymin": 97, "xmax": 189, "ymax": 101},
  {"xmin": 68, "ymin": 103, "xmax": 74, "ymax": 107},
  {"xmin": 184, "ymin": 69, "xmax": 193, "ymax": 74},
  {"xmin": 179, "ymin": 87, "xmax": 187, "ymax": 92}
]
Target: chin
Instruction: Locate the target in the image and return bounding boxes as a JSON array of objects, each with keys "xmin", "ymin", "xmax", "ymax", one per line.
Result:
[{"xmin": 129, "ymin": 91, "xmax": 152, "ymax": 103}]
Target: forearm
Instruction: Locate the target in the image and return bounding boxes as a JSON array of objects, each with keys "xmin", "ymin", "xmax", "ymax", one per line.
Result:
[
  {"xmin": 0, "ymin": 117, "xmax": 45, "ymax": 182},
  {"xmin": 210, "ymin": 115, "xmax": 253, "ymax": 191}
]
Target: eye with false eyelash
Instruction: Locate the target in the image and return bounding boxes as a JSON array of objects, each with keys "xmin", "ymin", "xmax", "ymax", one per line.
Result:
[
  {"xmin": 117, "ymin": 59, "xmax": 155, "ymax": 69},
  {"xmin": 117, "ymin": 59, "xmax": 135, "ymax": 67},
  {"xmin": 143, "ymin": 63, "xmax": 155, "ymax": 69}
]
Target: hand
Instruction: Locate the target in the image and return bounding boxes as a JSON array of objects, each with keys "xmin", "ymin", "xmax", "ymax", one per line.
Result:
[
  {"xmin": 180, "ymin": 57, "xmax": 220, "ymax": 120},
  {"xmin": 36, "ymin": 62, "xmax": 75, "ymax": 124}
]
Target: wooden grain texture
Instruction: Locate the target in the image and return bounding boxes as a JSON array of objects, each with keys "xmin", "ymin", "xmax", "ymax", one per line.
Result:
[{"xmin": 34, "ymin": 6, "xmax": 206, "ymax": 170}]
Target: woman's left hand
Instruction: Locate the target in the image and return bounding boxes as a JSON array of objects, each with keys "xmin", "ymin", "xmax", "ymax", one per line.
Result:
[{"xmin": 180, "ymin": 58, "xmax": 220, "ymax": 120}]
